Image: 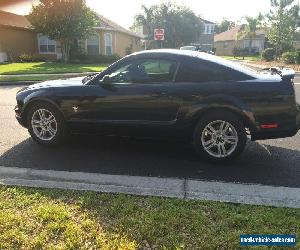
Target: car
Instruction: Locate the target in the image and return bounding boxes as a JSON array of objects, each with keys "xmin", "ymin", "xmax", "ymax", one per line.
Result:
[
  {"xmin": 180, "ymin": 45, "xmax": 215, "ymax": 55},
  {"xmin": 180, "ymin": 45, "xmax": 199, "ymax": 51},
  {"xmin": 15, "ymin": 49, "xmax": 300, "ymax": 162}
]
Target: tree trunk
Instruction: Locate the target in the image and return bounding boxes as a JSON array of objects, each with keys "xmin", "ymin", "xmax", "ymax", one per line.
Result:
[{"xmin": 60, "ymin": 40, "xmax": 70, "ymax": 62}]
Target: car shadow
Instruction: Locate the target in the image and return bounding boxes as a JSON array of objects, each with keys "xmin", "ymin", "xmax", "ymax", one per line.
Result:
[{"xmin": 1, "ymin": 134, "xmax": 300, "ymax": 188}]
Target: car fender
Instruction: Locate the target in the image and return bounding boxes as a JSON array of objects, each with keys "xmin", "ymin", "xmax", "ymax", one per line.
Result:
[{"xmin": 21, "ymin": 90, "xmax": 64, "ymax": 120}]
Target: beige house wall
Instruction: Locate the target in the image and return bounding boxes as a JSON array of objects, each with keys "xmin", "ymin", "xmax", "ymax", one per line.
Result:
[
  {"xmin": 94, "ymin": 30, "xmax": 141, "ymax": 57},
  {"xmin": 0, "ymin": 26, "xmax": 38, "ymax": 60},
  {"xmin": 114, "ymin": 31, "xmax": 141, "ymax": 57},
  {"xmin": 214, "ymin": 40, "xmax": 238, "ymax": 56},
  {"xmin": 215, "ymin": 37, "xmax": 265, "ymax": 56}
]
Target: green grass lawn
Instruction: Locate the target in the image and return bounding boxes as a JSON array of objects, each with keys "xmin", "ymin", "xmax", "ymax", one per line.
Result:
[
  {"xmin": 0, "ymin": 186, "xmax": 299, "ymax": 249},
  {"xmin": 221, "ymin": 56, "xmax": 261, "ymax": 61},
  {"xmin": 0, "ymin": 62, "xmax": 109, "ymax": 75}
]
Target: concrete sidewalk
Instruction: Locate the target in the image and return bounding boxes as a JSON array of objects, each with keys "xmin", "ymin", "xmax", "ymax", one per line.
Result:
[{"xmin": 1, "ymin": 166, "xmax": 300, "ymax": 208}]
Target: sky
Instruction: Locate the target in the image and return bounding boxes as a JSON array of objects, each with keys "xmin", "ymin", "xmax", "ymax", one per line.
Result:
[{"xmin": 1, "ymin": 0, "xmax": 299, "ymax": 29}]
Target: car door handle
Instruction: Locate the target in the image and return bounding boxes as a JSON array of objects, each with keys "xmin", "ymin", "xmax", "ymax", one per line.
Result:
[{"xmin": 151, "ymin": 91, "xmax": 168, "ymax": 98}]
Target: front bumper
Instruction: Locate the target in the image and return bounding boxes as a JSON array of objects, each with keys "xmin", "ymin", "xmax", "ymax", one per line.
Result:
[{"xmin": 14, "ymin": 105, "xmax": 27, "ymax": 128}]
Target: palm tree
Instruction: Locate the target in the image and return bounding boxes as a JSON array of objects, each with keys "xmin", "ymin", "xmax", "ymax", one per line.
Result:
[
  {"xmin": 134, "ymin": 5, "xmax": 155, "ymax": 49},
  {"xmin": 237, "ymin": 14, "xmax": 263, "ymax": 53}
]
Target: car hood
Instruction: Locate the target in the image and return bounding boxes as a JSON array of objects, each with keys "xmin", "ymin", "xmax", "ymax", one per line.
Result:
[{"xmin": 24, "ymin": 77, "xmax": 84, "ymax": 90}]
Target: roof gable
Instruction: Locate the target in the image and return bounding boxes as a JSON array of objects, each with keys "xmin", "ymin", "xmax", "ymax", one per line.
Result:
[
  {"xmin": 96, "ymin": 14, "xmax": 141, "ymax": 38},
  {"xmin": 214, "ymin": 25, "xmax": 242, "ymax": 42},
  {"xmin": 200, "ymin": 18, "xmax": 215, "ymax": 25},
  {"xmin": 0, "ymin": 10, "xmax": 31, "ymax": 29},
  {"xmin": 214, "ymin": 25, "xmax": 267, "ymax": 42}
]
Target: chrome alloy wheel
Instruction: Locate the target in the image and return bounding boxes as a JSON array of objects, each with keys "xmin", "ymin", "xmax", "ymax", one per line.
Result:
[
  {"xmin": 31, "ymin": 109, "xmax": 57, "ymax": 141},
  {"xmin": 201, "ymin": 120, "xmax": 238, "ymax": 158}
]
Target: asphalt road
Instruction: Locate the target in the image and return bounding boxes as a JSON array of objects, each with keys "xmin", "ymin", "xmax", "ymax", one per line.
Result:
[{"xmin": 0, "ymin": 84, "xmax": 299, "ymax": 188}]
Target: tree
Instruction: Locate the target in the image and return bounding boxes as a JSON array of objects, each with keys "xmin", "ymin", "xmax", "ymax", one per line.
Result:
[
  {"xmin": 237, "ymin": 14, "xmax": 263, "ymax": 52},
  {"xmin": 215, "ymin": 19, "xmax": 235, "ymax": 34},
  {"xmin": 266, "ymin": 0, "xmax": 300, "ymax": 57},
  {"xmin": 134, "ymin": 5, "xmax": 155, "ymax": 49},
  {"xmin": 133, "ymin": 2, "xmax": 203, "ymax": 48},
  {"xmin": 28, "ymin": 0, "xmax": 98, "ymax": 62}
]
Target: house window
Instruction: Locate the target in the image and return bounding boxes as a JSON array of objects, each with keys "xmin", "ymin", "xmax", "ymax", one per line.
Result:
[
  {"xmin": 207, "ymin": 25, "xmax": 211, "ymax": 34},
  {"xmin": 104, "ymin": 33, "xmax": 113, "ymax": 55},
  {"xmin": 204, "ymin": 24, "xmax": 215, "ymax": 34},
  {"xmin": 87, "ymin": 35, "xmax": 100, "ymax": 55},
  {"xmin": 38, "ymin": 35, "xmax": 56, "ymax": 53}
]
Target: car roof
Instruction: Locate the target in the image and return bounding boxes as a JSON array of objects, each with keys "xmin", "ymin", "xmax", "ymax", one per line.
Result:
[{"xmin": 131, "ymin": 49, "xmax": 259, "ymax": 78}]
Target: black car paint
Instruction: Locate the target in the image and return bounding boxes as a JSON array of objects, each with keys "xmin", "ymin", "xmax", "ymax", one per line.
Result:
[{"xmin": 15, "ymin": 50, "xmax": 300, "ymax": 141}]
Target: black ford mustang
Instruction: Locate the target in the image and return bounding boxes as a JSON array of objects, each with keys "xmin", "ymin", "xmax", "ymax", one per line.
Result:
[{"xmin": 15, "ymin": 49, "xmax": 300, "ymax": 162}]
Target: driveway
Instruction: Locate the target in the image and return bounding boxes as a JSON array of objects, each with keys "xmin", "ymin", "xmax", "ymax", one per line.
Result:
[{"xmin": 0, "ymin": 84, "xmax": 300, "ymax": 188}]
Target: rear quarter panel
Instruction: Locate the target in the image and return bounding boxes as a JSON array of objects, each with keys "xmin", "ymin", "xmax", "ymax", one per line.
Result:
[{"xmin": 173, "ymin": 79, "xmax": 297, "ymax": 132}]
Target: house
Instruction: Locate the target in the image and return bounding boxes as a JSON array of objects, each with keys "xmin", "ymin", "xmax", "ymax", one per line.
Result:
[
  {"xmin": 0, "ymin": 10, "xmax": 38, "ymax": 62},
  {"xmin": 214, "ymin": 25, "xmax": 266, "ymax": 56},
  {"xmin": 84, "ymin": 14, "xmax": 141, "ymax": 57},
  {"xmin": 198, "ymin": 18, "xmax": 216, "ymax": 51},
  {"xmin": 0, "ymin": 10, "xmax": 141, "ymax": 62}
]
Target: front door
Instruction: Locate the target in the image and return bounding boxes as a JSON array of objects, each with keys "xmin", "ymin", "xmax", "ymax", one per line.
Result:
[{"xmin": 79, "ymin": 58, "xmax": 180, "ymax": 125}]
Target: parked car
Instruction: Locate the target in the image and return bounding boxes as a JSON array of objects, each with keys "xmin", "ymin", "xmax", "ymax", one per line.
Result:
[
  {"xmin": 15, "ymin": 49, "xmax": 300, "ymax": 162},
  {"xmin": 180, "ymin": 45, "xmax": 200, "ymax": 51},
  {"xmin": 180, "ymin": 45, "xmax": 215, "ymax": 55}
]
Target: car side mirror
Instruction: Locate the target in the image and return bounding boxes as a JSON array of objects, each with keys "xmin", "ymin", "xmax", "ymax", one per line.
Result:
[{"xmin": 100, "ymin": 75, "xmax": 112, "ymax": 85}]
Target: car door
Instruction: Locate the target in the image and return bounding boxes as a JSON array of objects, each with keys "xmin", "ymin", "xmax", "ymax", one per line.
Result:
[{"xmin": 78, "ymin": 58, "xmax": 180, "ymax": 125}]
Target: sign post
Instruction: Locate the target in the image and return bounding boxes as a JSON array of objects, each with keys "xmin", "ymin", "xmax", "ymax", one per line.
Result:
[{"xmin": 154, "ymin": 29, "xmax": 164, "ymax": 48}]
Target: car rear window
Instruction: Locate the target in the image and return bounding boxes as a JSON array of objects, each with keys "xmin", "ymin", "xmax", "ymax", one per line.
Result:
[{"xmin": 176, "ymin": 59, "xmax": 253, "ymax": 82}]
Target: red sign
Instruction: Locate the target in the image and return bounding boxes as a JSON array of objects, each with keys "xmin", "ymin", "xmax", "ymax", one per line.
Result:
[{"xmin": 154, "ymin": 29, "xmax": 165, "ymax": 41}]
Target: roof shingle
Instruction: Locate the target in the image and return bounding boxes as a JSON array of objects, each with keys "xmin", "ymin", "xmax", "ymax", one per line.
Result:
[
  {"xmin": 0, "ymin": 10, "xmax": 31, "ymax": 29},
  {"xmin": 214, "ymin": 25, "xmax": 242, "ymax": 42}
]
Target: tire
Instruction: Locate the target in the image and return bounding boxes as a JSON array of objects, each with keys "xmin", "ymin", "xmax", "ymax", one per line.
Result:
[
  {"xmin": 192, "ymin": 110, "xmax": 247, "ymax": 162},
  {"xmin": 27, "ymin": 102, "xmax": 66, "ymax": 146}
]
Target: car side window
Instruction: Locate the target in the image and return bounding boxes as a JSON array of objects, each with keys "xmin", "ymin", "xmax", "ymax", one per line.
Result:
[
  {"xmin": 103, "ymin": 59, "xmax": 178, "ymax": 84},
  {"xmin": 176, "ymin": 59, "xmax": 250, "ymax": 82}
]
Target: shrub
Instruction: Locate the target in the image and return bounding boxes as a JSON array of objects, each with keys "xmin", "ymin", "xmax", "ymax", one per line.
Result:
[
  {"xmin": 17, "ymin": 53, "xmax": 46, "ymax": 62},
  {"xmin": 125, "ymin": 47, "xmax": 133, "ymax": 55},
  {"xmin": 232, "ymin": 47, "xmax": 248, "ymax": 58},
  {"xmin": 261, "ymin": 48, "xmax": 276, "ymax": 61},
  {"xmin": 69, "ymin": 52, "xmax": 120, "ymax": 64},
  {"xmin": 281, "ymin": 51, "xmax": 297, "ymax": 64}
]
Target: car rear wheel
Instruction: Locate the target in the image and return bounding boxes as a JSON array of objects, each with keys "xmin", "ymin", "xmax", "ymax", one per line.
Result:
[
  {"xmin": 192, "ymin": 111, "xmax": 247, "ymax": 162},
  {"xmin": 27, "ymin": 103, "xmax": 66, "ymax": 146}
]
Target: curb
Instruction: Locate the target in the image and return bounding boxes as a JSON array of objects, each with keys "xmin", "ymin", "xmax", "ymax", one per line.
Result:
[
  {"xmin": 0, "ymin": 72, "xmax": 93, "ymax": 86},
  {"xmin": 0, "ymin": 81, "xmax": 39, "ymax": 86},
  {"xmin": 1, "ymin": 166, "xmax": 300, "ymax": 208},
  {"xmin": 0, "ymin": 72, "xmax": 94, "ymax": 77}
]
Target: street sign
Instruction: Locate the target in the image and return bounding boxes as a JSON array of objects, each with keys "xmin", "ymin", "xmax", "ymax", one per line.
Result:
[{"xmin": 154, "ymin": 29, "xmax": 165, "ymax": 41}]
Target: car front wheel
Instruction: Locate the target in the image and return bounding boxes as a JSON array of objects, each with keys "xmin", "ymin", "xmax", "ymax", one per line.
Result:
[
  {"xmin": 193, "ymin": 111, "xmax": 247, "ymax": 162},
  {"xmin": 27, "ymin": 103, "xmax": 66, "ymax": 146}
]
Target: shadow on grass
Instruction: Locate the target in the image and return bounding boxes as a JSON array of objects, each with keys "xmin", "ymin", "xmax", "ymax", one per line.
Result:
[{"xmin": 1, "ymin": 134, "xmax": 300, "ymax": 187}]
